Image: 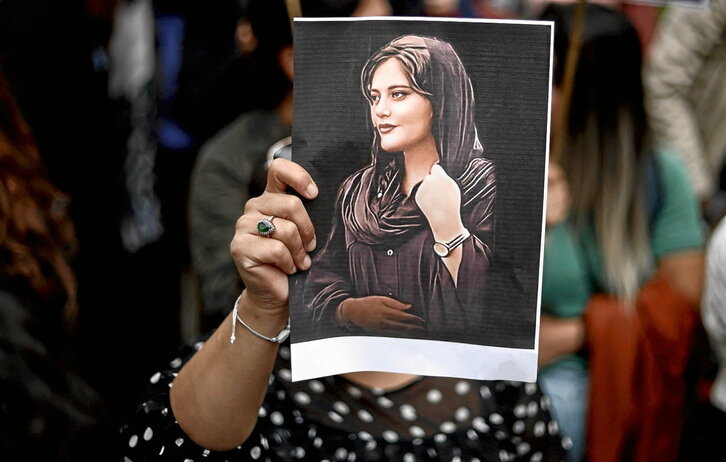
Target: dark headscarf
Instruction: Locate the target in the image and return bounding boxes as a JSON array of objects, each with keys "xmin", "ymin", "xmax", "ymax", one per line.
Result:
[
  {"xmin": 361, "ymin": 35, "xmax": 483, "ymax": 179},
  {"xmin": 341, "ymin": 35, "xmax": 485, "ymax": 245}
]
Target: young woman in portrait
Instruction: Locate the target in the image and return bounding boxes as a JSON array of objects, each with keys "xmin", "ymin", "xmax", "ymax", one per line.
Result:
[{"xmin": 304, "ymin": 35, "xmax": 496, "ymax": 339}]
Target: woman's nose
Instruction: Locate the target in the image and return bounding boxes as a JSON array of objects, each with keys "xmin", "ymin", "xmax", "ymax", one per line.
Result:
[{"xmin": 374, "ymin": 99, "xmax": 390, "ymax": 117}]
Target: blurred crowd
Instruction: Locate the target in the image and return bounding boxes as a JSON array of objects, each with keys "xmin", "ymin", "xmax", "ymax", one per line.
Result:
[{"xmin": 0, "ymin": 0, "xmax": 724, "ymax": 460}]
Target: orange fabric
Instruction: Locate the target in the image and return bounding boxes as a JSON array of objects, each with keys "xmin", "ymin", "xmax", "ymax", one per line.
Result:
[{"xmin": 584, "ymin": 276, "xmax": 698, "ymax": 462}]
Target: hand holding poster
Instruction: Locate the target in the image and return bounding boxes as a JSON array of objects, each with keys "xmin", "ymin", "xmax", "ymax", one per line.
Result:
[{"xmin": 290, "ymin": 17, "xmax": 554, "ymax": 382}]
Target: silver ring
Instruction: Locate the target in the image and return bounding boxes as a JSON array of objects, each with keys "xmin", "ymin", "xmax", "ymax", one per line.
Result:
[{"xmin": 257, "ymin": 216, "xmax": 276, "ymax": 236}]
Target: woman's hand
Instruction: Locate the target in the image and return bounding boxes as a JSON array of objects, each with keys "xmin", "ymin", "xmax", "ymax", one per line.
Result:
[
  {"xmin": 546, "ymin": 162, "xmax": 571, "ymax": 227},
  {"xmin": 171, "ymin": 159, "xmax": 319, "ymax": 451},
  {"xmin": 339, "ymin": 296, "xmax": 425, "ymax": 333},
  {"xmin": 415, "ymin": 164, "xmax": 465, "ymax": 241},
  {"xmin": 230, "ymin": 158, "xmax": 319, "ymax": 317}
]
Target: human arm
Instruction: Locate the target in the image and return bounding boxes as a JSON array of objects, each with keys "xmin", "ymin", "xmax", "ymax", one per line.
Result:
[
  {"xmin": 650, "ymin": 152, "xmax": 705, "ymax": 307},
  {"xmin": 415, "ymin": 164, "xmax": 467, "ymax": 284},
  {"xmin": 416, "ymin": 159, "xmax": 496, "ymax": 288},
  {"xmin": 538, "ymin": 315, "xmax": 586, "ymax": 367},
  {"xmin": 170, "ymin": 159, "xmax": 318, "ymax": 451},
  {"xmin": 304, "ymin": 172, "xmax": 424, "ymax": 334},
  {"xmin": 644, "ymin": 2, "xmax": 726, "ymax": 200}
]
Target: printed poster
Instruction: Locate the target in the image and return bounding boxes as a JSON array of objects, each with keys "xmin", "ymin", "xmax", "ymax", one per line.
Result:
[{"xmin": 289, "ymin": 17, "xmax": 553, "ymax": 382}]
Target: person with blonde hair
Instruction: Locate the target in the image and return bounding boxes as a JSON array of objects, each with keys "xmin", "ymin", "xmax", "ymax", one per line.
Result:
[{"xmin": 538, "ymin": 4, "xmax": 704, "ymax": 461}]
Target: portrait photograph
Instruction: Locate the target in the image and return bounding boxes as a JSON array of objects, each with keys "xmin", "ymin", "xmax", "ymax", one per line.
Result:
[{"xmin": 289, "ymin": 17, "xmax": 553, "ymax": 382}]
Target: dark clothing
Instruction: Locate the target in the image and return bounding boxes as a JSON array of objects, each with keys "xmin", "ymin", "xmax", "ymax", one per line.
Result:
[
  {"xmin": 306, "ymin": 157, "xmax": 495, "ymax": 339},
  {"xmin": 120, "ymin": 339, "xmax": 568, "ymax": 461},
  {"xmin": 0, "ymin": 286, "xmax": 107, "ymax": 461},
  {"xmin": 190, "ymin": 110, "xmax": 290, "ymax": 326}
]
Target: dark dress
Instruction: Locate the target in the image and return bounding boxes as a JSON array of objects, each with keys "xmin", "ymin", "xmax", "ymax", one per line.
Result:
[
  {"xmin": 120, "ymin": 339, "xmax": 569, "ymax": 461},
  {"xmin": 305, "ymin": 157, "xmax": 496, "ymax": 340}
]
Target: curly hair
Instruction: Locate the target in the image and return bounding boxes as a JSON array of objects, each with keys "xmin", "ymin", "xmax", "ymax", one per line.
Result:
[{"xmin": 0, "ymin": 68, "xmax": 77, "ymax": 320}]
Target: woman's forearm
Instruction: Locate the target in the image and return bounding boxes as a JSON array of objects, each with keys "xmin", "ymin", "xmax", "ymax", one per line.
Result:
[
  {"xmin": 170, "ymin": 292, "xmax": 288, "ymax": 451},
  {"xmin": 657, "ymin": 250, "xmax": 704, "ymax": 308},
  {"xmin": 538, "ymin": 315, "xmax": 586, "ymax": 367}
]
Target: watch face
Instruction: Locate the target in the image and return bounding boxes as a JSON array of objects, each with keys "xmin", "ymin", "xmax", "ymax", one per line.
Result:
[{"xmin": 433, "ymin": 242, "xmax": 449, "ymax": 257}]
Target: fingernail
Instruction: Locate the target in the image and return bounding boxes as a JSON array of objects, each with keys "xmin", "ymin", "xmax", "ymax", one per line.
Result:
[
  {"xmin": 302, "ymin": 254, "xmax": 312, "ymax": 270},
  {"xmin": 306, "ymin": 182, "xmax": 318, "ymax": 198},
  {"xmin": 306, "ymin": 237, "xmax": 317, "ymax": 252}
]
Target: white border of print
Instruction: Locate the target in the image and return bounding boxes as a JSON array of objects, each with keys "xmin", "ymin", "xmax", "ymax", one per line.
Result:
[{"xmin": 292, "ymin": 337, "xmax": 538, "ymax": 382}]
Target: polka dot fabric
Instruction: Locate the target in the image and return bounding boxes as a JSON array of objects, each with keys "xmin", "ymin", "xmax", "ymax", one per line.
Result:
[{"xmin": 120, "ymin": 339, "xmax": 568, "ymax": 461}]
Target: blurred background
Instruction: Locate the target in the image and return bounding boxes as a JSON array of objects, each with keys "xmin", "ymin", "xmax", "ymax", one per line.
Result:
[{"xmin": 0, "ymin": 0, "xmax": 723, "ymax": 460}]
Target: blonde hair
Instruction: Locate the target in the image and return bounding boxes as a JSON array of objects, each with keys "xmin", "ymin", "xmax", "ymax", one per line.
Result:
[{"xmin": 545, "ymin": 4, "xmax": 655, "ymax": 301}]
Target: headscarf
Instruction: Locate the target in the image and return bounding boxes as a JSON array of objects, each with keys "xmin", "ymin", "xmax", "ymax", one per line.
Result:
[{"xmin": 342, "ymin": 35, "xmax": 485, "ymax": 245}]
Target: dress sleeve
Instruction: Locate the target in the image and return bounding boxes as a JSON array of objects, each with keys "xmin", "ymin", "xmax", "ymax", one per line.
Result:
[
  {"xmin": 303, "ymin": 203, "xmax": 354, "ymax": 334},
  {"xmin": 650, "ymin": 151, "xmax": 704, "ymax": 259},
  {"xmin": 458, "ymin": 157, "xmax": 496, "ymax": 264},
  {"xmin": 434, "ymin": 158, "xmax": 496, "ymax": 331},
  {"xmin": 119, "ymin": 338, "xmax": 282, "ymax": 461}
]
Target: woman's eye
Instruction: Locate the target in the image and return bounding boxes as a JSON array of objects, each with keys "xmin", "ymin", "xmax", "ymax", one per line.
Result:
[
  {"xmin": 392, "ymin": 91, "xmax": 406, "ymax": 99},
  {"xmin": 369, "ymin": 94, "xmax": 380, "ymax": 104}
]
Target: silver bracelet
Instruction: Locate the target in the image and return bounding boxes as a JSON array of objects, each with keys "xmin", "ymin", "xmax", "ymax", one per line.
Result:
[{"xmin": 230, "ymin": 294, "xmax": 291, "ymax": 344}]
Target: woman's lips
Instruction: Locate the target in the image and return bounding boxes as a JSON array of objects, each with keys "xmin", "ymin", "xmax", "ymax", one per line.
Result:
[{"xmin": 378, "ymin": 124, "xmax": 397, "ymax": 134}]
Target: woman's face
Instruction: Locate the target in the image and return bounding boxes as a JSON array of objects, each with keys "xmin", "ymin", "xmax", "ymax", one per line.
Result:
[{"xmin": 368, "ymin": 58, "xmax": 434, "ymax": 153}]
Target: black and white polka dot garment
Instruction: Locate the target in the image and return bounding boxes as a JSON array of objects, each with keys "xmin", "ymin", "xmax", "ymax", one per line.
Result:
[{"xmin": 120, "ymin": 339, "xmax": 568, "ymax": 461}]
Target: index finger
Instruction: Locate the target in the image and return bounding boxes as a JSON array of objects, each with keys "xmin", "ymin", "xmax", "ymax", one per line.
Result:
[
  {"xmin": 267, "ymin": 158, "xmax": 319, "ymax": 199},
  {"xmin": 379, "ymin": 297, "xmax": 413, "ymax": 310}
]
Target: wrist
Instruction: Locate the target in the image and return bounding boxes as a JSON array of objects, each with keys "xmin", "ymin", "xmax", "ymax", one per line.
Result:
[
  {"xmin": 432, "ymin": 227, "xmax": 470, "ymax": 258},
  {"xmin": 431, "ymin": 221, "xmax": 467, "ymax": 244},
  {"xmin": 236, "ymin": 291, "xmax": 289, "ymax": 338},
  {"xmin": 336, "ymin": 299, "xmax": 354, "ymax": 329}
]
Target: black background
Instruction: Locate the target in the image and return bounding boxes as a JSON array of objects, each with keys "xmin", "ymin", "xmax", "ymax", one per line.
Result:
[{"xmin": 290, "ymin": 19, "xmax": 551, "ymax": 349}]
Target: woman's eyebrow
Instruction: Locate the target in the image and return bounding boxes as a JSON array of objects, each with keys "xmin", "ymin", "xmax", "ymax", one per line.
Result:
[{"xmin": 369, "ymin": 84, "xmax": 412, "ymax": 92}]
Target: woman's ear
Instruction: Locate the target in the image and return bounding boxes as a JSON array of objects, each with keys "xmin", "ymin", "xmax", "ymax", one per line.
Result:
[{"xmin": 278, "ymin": 45, "xmax": 294, "ymax": 83}]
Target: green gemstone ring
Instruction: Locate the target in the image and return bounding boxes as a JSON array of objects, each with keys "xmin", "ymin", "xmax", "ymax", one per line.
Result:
[{"xmin": 257, "ymin": 216, "xmax": 276, "ymax": 236}]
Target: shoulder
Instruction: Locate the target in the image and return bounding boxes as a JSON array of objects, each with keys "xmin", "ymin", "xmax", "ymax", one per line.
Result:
[
  {"xmin": 650, "ymin": 149, "xmax": 704, "ymax": 256},
  {"xmin": 654, "ymin": 149, "xmax": 695, "ymax": 194},
  {"xmin": 340, "ymin": 165, "xmax": 375, "ymax": 196},
  {"xmin": 197, "ymin": 110, "xmax": 286, "ymax": 169},
  {"xmin": 458, "ymin": 157, "xmax": 496, "ymax": 196},
  {"xmin": 465, "ymin": 157, "xmax": 495, "ymax": 174}
]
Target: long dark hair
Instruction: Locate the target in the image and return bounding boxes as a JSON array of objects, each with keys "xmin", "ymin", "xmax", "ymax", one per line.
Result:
[
  {"xmin": 360, "ymin": 35, "xmax": 484, "ymax": 181},
  {"xmin": 542, "ymin": 4, "xmax": 653, "ymax": 299}
]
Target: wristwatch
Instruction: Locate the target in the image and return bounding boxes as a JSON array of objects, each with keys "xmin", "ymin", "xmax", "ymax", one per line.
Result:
[{"xmin": 433, "ymin": 229, "xmax": 471, "ymax": 257}]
